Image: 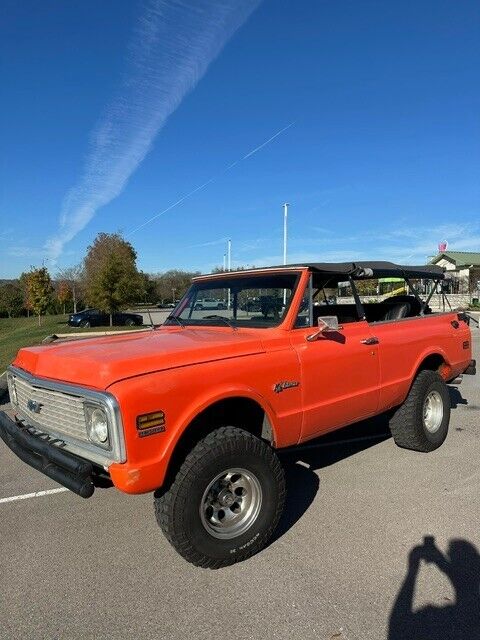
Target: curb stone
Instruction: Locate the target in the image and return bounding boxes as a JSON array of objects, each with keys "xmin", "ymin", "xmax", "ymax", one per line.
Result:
[{"xmin": 0, "ymin": 372, "xmax": 9, "ymax": 404}]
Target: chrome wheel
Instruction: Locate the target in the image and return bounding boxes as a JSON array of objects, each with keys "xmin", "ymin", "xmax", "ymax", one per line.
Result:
[
  {"xmin": 423, "ymin": 390, "xmax": 444, "ymax": 433},
  {"xmin": 200, "ymin": 468, "xmax": 262, "ymax": 540}
]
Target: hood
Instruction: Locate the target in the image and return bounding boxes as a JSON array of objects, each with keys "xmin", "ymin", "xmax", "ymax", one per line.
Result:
[{"xmin": 12, "ymin": 327, "xmax": 265, "ymax": 390}]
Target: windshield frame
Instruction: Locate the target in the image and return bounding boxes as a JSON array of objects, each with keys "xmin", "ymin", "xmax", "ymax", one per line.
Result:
[{"xmin": 166, "ymin": 270, "xmax": 303, "ymax": 329}]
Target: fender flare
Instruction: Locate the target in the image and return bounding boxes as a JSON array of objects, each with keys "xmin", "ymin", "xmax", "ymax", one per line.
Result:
[
  {"xmin": 161, "ymin": 384, "xmax": 280, "ymax": 472},
  {"xmin": 410, "ymin": 347, "xmax": 452, "ymax": 382}
]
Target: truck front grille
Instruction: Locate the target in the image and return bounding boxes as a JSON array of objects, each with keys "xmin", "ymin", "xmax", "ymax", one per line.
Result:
[{"xmin": 13, "ymin": 375, "xmax": 89, "ymax": 442}]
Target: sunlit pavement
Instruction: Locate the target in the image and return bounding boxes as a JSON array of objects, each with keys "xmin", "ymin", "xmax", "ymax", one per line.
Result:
[{"xmin": 1, "ymin": 335, "xmax": 479, "ymax": 640}]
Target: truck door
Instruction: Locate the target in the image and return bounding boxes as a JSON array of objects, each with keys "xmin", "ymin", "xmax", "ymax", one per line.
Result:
[{"xmin": 290, "ymin": 318, "xmax": 380, "ymax": 441}]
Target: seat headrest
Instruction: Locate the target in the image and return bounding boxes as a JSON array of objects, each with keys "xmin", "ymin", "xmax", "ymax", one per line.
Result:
[{"xmin": 383, "ymin": 302, "xmax": 411, "ymax": 321}]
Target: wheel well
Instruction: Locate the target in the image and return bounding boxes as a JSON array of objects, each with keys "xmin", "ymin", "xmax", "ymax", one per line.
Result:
[
  {"xmin": 159, "ymin": 397, "xmax": 273, "ymax": 494},
  {"xmin": 417, "ymin": 353, "xmax": 446, "ymax": 374}
]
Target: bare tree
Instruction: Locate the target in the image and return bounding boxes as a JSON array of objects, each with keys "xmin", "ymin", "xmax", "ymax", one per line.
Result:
[{"xmin": 56, "ymin": 264, "xmax": 83, "ymax": 313}]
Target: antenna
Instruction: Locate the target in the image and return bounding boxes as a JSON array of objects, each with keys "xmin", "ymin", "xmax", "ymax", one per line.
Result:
[{"xmin": 146, "ymin": 306, "xmax": 155, "ymax": 330}]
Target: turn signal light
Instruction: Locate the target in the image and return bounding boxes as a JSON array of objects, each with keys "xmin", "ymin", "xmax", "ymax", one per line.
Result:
[{"xmin": 136, "ymin": 411, "xmax": 165, "ymax": 436}]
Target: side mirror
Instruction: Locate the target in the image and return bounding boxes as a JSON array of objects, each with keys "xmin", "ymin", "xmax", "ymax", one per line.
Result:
[{"xmin": 306, "ymin": 316, "xmax": 341, "ymax": 342}]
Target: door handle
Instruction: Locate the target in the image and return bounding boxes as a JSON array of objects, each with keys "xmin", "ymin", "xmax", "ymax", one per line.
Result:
[{"xmin": 361, "ymin": 336, "xmax": 379, "ymax": 345}]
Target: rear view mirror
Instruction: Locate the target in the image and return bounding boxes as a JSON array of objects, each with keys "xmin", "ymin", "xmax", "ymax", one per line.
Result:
[
  {"xmin": 317, "ymin": 316, "xmax": 340, "ymax": 332},
  {"xmin": 306, "ymin": 315, "xmax": 341, "ymax": 342}
]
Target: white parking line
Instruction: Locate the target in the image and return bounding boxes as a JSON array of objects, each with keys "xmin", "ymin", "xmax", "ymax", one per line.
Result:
[{"xmin": 0, "ymin": 487, "xmax": 69, "ymax": 504}]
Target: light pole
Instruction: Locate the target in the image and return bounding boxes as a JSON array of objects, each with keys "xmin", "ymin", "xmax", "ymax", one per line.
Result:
[
  {"xmin": 223, "ymin": 253, "xmax": 226, "ymax": 271},
  {"xmin": 227, "ymin": 239, "xmax": 232, "ymax": 309},
  {"xmin": 283, "ymin": 203, "xmax": 289, "ymax": 305},
  {"xmin": 283, "ymin": 203, "xmax": 289, "ymax": 266}
]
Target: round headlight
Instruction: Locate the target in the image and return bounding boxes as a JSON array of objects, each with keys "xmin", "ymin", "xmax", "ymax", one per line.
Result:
[{"xmin": 89, "ymin": 407, "xmax": 109, "ymax": 443}]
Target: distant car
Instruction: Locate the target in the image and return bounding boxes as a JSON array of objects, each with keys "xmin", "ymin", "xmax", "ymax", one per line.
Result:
[
  {"xmin": 240, "ymin": 297, "xmax": 261, "ymax": 312},
  {"xmin": 194, "ymin": 298, "xmax": 227, "ymax": 311},
  {"xmin": 157, "ymin": 302, "xmax": 176, "ymax": 309},
  {"xmin": 68, "ymin": 308, "xmax": 143, "ymax": 328}
]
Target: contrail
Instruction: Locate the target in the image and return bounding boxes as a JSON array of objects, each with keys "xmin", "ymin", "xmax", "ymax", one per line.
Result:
[
  {"xmin": 44, "ymin": 0, "xmax": 261, "ymax": 260},
  {"xmin": 127, "ymin": 121, "xmax": 294, "ymax": 235},
  {"xmin": 242, "ymin": 122, "xmax": 294, "ymax": 159},
  {"xmin": 186, "ymin": 237, "xmax": 229, "ymax": 249}
]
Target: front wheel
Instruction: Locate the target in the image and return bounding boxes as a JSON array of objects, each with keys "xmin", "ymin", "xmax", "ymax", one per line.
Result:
[
  {"xmin": 124, "ymin": 318, "xmax": 135, "ymax": 326},
  {"xmin": 389, "ymin": 370, "xmax": 450, "ymax": 452},
  {"xmin": 154, "ymin": 427, "xmax": 285, "ymax": 568},
  {"xmin": 79, "ymin": 319, "xmax": 90, "ymax": 328}
]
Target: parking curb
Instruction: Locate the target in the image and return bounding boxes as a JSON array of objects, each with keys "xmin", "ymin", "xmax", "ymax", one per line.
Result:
[{"xmin": 0, "ymin": 372, "xmax": 9, "ymax": 404}]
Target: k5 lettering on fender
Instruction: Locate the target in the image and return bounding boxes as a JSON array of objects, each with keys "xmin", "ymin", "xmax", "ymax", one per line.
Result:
[{"xmin": 154, "ymin": 426, "xmax": 285, "ymax": 568}]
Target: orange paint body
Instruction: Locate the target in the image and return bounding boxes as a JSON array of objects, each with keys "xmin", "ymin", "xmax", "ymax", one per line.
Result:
[{"xmin": 12, "ymin": 268, "xmax": 473, "ymax": 495}]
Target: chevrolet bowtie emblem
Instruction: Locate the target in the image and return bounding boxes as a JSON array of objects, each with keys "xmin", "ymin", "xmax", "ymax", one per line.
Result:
[{"xmin": 27, "ymin": 399, "xmax": 43, "ymax": 414}]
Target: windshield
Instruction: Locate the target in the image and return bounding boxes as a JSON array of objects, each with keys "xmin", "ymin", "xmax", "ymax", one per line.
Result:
[{"xmin": 166, "ymin": 272, "xmax": 300, "ymax": 328}]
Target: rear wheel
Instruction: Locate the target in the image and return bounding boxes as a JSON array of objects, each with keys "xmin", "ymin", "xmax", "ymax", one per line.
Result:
[
  {"xmin": 389, "ymin": 370, "xmax": 450, "ymax": 452},
  {"xmin": 124, "ymin": 318, "xmax": 135, "ymax": 326},
  {"xmin": 154, "ymin": 427, "xmax": 285, "ymax": 568}
]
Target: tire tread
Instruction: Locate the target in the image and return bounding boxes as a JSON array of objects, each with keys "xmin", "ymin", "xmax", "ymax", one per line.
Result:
[{"xmin": 154, "ymin": 426, "xmax": 285, "ymax": 569}]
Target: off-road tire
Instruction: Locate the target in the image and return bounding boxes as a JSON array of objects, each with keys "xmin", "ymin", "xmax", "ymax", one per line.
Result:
[
  {"xmin": 389, "ymin": 370, "xmax": 450, "ymax": 452},
  {"xmin": 154, "ymin": 427, "xmax": 285, "ymax": 569}
]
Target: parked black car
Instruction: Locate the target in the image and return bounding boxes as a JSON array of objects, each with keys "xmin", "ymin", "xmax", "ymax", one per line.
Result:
[{"xmin": 68, "ymin": 308, "xmax": 143, "ymax": 328}]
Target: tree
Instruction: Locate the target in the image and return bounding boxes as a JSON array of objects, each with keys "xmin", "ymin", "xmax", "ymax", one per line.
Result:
[
  {"xmin": 152, "ymin": 269, "xmax": 200, "ymax": 304},
  {"xmin": 18, "ymin": 271, "xmax": 33, "ymax": 317},
  {"xmin": 56, "ymin": 280, "xmax": 72, "ymax": 314},
  {"xmin": 84, "ymin": 233, "xmax": 145, "ymax": 325},
  {"xmin": 56, "ymin": 264, "xmax": 83, "ymax": 313},
  {"xmin": 0, "ymin": 282, "xmax": 24, "ymax": 318},
  {"xmin": 20, "ymin": 267, "xmax": 54, "ymax": 325}
]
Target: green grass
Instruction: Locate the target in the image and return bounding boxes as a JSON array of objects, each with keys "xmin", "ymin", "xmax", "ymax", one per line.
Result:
[{"xmin": 0, "ymin": 314, "xmax": 142, "ymax": 373}]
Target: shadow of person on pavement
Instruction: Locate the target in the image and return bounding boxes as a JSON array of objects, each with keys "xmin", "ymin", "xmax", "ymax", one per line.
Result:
[{"xmin": 388, "ymin": 536, "xmax": 480, "ymax": 640}]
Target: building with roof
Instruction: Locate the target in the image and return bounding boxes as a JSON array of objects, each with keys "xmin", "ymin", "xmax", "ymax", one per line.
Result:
[{"xmin": 430, "ymin": 251, "xmax": 480, "ymax": 296}]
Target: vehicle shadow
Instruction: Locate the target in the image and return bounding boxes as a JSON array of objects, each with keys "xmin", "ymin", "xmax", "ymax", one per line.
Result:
[
  {"xmin": 388, "ymin": 536, "xmax": 480, "ymax": 640},
  {"xmin": 272, "ymin": 415, "xmax": 391, "ymax": 543},
  {"xmin": 448, "ymin": 386, "xmax": 468, "ymax": 409},
  {"xmin": 272, "ymin": 385, "xmax": 465, "ymax": 545},
  {"xmin": 285, "ymin": 413, "xmax": 392, "ymax": 472}
]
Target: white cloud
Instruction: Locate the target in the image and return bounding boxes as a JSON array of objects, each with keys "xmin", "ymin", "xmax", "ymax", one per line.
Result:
[
  {"xmin": 45, "ymin": 0, "xmax": 260, "ymax": 260},
  {"xmin": 234, "ymin": 221, "xmax": 480, "ymax": 269}
]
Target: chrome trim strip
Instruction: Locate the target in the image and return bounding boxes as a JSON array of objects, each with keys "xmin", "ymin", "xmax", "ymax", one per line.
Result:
[{"xmin": 7, "ymin": 366, "xmax": 126, "ymax": 467}]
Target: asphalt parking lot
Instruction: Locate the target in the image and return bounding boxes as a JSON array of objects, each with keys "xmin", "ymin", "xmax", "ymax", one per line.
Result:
[{"xmin": 1, "ymin": 336, "xmax": 479, "ymax": 640}]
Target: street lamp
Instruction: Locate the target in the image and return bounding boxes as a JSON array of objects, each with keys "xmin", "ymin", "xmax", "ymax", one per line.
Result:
[{"xmin": 283, "ymin": 203, "xmax": 289, "ymax": 305}]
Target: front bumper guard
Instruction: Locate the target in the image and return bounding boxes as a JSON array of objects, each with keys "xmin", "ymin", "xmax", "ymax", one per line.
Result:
[{"xmin": 0, "ymin": 411, "xmax": 95, "ymax": 498}]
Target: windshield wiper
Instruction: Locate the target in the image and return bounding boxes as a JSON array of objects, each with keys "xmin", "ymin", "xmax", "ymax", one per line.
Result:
[
  {"xmin": 204, "ymin": 315, "xmax": 237, "ymax": 330},
  {"xmin": 165, "ymin": 314, "xmax": 185, "ymax": 328}
]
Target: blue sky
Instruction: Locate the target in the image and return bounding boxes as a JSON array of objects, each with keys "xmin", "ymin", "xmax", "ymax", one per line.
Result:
[{"xmin": 1, "ymin": 0, "xmax": 479, "ymax": 279}]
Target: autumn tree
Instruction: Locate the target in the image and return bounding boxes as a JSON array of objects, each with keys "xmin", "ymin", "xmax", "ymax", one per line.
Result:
[
  {"xmin": 20, "ymin": 267, "xmax": 54, "ymax": 325},
  {"xmin": 56, "ymin": 280, "xmax": 72, "ymax": 314},
  {"xmin": 84, "ymin": 233, "xmax": 145, "ymax": 326},
  {"xmin": 0, "ymin": 282, "xmax": 24, "ymax": 318},
  {"xmin": 19, "ymin": 271, "xmax": 33, "ymax": 317}
]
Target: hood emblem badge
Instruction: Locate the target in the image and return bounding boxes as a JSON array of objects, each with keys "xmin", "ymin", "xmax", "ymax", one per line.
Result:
[
  {"xmin": 273, "ymin": 381, "xmax": 300, "ymax": 394},
  {"xmin": 27, "ymin": 399, "xmax": 43, "ymax": 414}
]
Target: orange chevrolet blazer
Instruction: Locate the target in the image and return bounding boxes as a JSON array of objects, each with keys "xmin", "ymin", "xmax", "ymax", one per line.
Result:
[{"xmin": 0, "ymin": 262, "xmax": 475, "ymax": 567}]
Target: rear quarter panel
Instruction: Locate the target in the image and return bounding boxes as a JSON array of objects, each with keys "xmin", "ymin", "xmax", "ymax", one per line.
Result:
[{"xmin": 374, "ymin": 312, "xmax": 471, "ymax": 410}]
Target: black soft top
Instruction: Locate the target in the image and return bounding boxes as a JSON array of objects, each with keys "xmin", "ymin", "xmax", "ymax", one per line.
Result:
[{"xmin": 296, "ymin": 261, "xmax": 444, "ymax": 280}]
